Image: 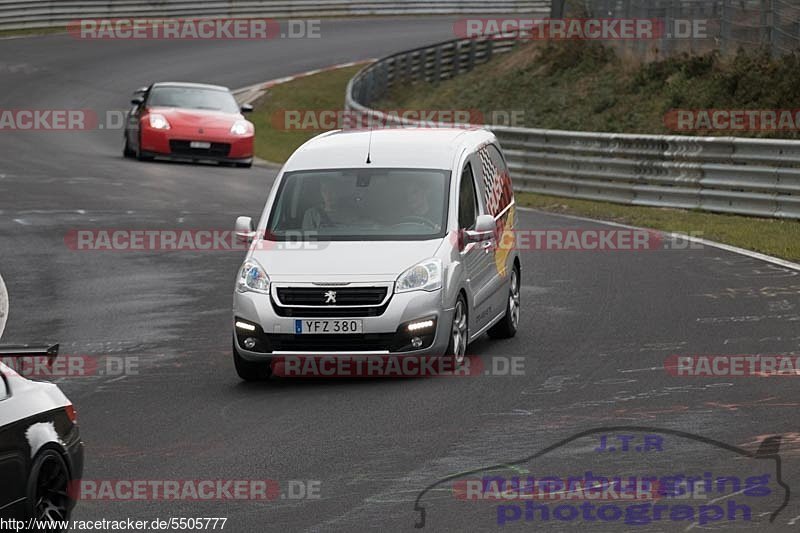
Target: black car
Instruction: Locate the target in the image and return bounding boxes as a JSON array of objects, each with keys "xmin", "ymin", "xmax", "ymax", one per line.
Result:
[{"xmin": 0, "ymin": 345, "xmax": 84, "ymax": 530}]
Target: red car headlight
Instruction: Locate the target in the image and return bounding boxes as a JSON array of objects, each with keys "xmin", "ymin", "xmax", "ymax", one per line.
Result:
[
  {"xmin": 148, "ymin": 113, "xmax": 171, "ymax": 130},
  {"xmin": 230, "ymin": 120, "xmax": 253, "ymax": 136}
]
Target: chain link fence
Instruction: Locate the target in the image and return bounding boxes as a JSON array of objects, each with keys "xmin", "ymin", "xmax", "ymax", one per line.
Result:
[{"xmin": 554, "ymin": 0, "xmax": 800, "ymax": 59}]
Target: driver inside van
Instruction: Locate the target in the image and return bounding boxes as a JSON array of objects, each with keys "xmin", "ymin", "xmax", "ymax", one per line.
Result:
[
  {"xmin": 303, "ymin": 179, "xmax": 340, "ymax": 229},
  {"xmin": 401, "ymin": 176, "xmax": 440, "ymax": 230}
]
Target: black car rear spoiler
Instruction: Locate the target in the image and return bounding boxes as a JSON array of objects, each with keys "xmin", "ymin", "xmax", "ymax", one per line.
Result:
[{"xmin": 0, "ymin": 344, "xmax": 59, "ymax": 366}]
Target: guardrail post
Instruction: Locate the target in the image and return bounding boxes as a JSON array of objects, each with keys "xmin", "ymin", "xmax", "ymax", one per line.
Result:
[
  {"xmin": 433, "ymin": 45, "xmax": 442, "ymax": 84},
  {"xmin": 467, "ymin": 39, "xmax": 477, "ymax": 71},
  {"xmin": 395, "ymin": 54, "xmax": 409, "ymax": 83},
  {"xmin": 423, "ymin": 49, "xmax": 431, "ymax": 82},
  {"xmin": 354, "ymin": 78, "xmax": 363, "ymax": 106},
  {"xmin": 366, "ymin": 69, "xmax": 376, "ymax": 105},
  {"xmin": 720, "ymin": 0, "xmax": 731, "ymax": 56},
  {"xmin": 771, "ymin": 0, "xmax": 781, "ymax": 58},
  {"xmin": 379, "ymin": 62, "xmax": 388, "ymax": 97},
  {"xmin": 663, "ymin": 0, "xmax": 674, "ymax": 58},
  {"xmin": 795, "ymin": 20, "xmax": 800, "ymax": 51},
  {"xmin": 641, "ymin": 1, "xmax": 652, "ymax": 59},
  {"xmin": 390, "ymin": 56, "xmax": 400, "ymax": 90},
  {"xmin": 761, "ymin": 0, "xmax": 770, "ymax": 48},
  {"xmin": 452, "ymin": 41, "xmax": 461, "ymax": 78}
]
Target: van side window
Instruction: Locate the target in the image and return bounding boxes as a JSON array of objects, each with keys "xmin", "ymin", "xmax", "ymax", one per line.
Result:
[{"xmin": 458, "ymin": 163, "xmax": 478, "ymax": 230}]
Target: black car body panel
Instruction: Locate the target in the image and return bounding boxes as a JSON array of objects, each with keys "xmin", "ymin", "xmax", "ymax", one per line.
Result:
[{"xmin": 0, "ymin": 345, "xmax": 84, "ymax": 521}]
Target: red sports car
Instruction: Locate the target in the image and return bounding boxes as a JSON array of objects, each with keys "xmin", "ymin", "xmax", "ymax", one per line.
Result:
[{"xmin": 123, "ymin": 82, "xmax": 255, "ymax": 168}]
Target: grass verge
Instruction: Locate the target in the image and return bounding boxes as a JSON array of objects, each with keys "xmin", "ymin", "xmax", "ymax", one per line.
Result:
[
  {"xmin": 376, "ymin": 41, "xmax": 800, "ymax": 139},
  {"xmin": 250, "ymin": 65, "xmax": 364, "ymax": 164}
]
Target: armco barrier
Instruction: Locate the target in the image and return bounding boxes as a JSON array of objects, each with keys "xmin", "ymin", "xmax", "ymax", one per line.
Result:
[
  {"xmin": 344, "ymin": 32, "xmax": 800, "ymax": 220},
  {"xmin": 0, "ymin": 0, "xmax": 551, "ymax": 31}
]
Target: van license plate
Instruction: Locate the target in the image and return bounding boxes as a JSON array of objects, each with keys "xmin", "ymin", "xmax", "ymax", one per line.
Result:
[{"xmin": 295, "ymin": 319, "xmax": 363, "ymax": 334}]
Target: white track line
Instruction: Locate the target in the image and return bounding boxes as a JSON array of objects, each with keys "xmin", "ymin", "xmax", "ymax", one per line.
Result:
[
  {"xmin": 0, "ymin": 272, "xmax": 7, "ymax": 340},
  {"xmin": 518, "ymin": 206, "xmax": 800, "ymax": 273}
]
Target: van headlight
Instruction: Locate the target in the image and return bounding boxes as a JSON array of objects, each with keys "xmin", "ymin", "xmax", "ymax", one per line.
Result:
[
  {"xmin": 395, "ymin": 259, "xmax": 442, "ymax": 293},
  {"xmin": 237, "ymin": 259, "xmax": 270, "ymax": 294}
]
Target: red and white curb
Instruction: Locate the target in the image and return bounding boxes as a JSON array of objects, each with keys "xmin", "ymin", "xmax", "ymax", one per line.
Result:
[
  {"xmin": 232, "ymin": 59, "xmax": 374, "ymax": 167},
  {"xmin": 233, "ymin": 59, "xmax": 374, "ymax": 106}
]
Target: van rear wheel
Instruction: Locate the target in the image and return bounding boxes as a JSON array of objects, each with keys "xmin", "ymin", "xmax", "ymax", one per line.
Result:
[{"xmin": 488, "ymin": 266, "xmax": 520, "ymax": 339}]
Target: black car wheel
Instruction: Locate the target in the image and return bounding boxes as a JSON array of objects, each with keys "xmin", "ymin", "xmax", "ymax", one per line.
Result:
[
  {"xmin": 26, "ymin": 449, "xmax": 72, "ymax": 530},
  {"xmin": 135, "ymin": 132, "xmax": 154, "ymax": 161},
  {"xmin": 122, "ymin": 132, "xmax": 135, "ymax": 158}
]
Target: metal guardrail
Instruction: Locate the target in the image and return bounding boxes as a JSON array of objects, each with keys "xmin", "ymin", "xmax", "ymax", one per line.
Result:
[
  {"xmin": 0, "ymin": 0, "xmax": 550, "ymax": 31},
  {"xmin": 495, "ymin": 128, "xmax": 800, "ymax": 218},
  {"xmin": 345, "ymin": 25, "xmax": 800, "ymax": 219}
]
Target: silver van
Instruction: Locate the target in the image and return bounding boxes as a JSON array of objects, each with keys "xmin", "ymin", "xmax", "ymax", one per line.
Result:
[{"xmin": 232, "ymin": 128, "xmax": 520, "ymax": 380}]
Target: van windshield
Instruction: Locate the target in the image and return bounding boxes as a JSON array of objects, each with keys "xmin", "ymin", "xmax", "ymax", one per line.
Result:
[{"xmin": 267, "ymin": 168, "xmax": 450, "ymax": 241}]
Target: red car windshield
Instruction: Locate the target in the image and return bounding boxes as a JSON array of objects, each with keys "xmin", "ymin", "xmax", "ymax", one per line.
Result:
[{"xmin": 147, "ymin": 86, "xmax": 239, "ymax": 114}]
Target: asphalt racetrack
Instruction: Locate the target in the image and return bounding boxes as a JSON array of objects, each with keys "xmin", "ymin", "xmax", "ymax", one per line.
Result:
[{"xmin": 1, "ymin": 16, "xmax": 800, "ymax": 531}]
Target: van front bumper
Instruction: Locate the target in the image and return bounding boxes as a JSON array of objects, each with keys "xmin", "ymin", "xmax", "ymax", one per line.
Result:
[{"xmin": 232, "ymin": 286, "xmax": 453, "ymax": 360}]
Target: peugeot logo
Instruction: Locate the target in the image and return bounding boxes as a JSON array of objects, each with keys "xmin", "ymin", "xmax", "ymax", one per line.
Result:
[{"xmin": 324, "ymin": 290, "xmax": 337, "ymax": 304}]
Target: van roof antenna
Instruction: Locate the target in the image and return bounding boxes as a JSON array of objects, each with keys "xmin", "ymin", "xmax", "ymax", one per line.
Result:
[{"xmin": 365, "ymin": 123, "xmax": 373, "ymax": 164}]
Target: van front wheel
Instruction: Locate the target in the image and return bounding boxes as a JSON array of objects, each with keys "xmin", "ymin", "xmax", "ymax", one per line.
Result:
[{"xmin": 445, "ymin": 295, "xmax": 468, "ymax": 364}]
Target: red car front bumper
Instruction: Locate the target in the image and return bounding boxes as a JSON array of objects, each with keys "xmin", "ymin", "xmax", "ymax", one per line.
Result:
[{"xmin": 140, "ymin": 124, "xmax": 253, "ymax": 162}]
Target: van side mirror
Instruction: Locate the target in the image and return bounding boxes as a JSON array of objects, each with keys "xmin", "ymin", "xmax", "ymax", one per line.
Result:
[
  {"xmin": 463, "ymin": 214, "xmax": 496, "ymax": 244},
  {"xmin": 235, "ymin": 216, "xmax": 255, "ymax": 243}
]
